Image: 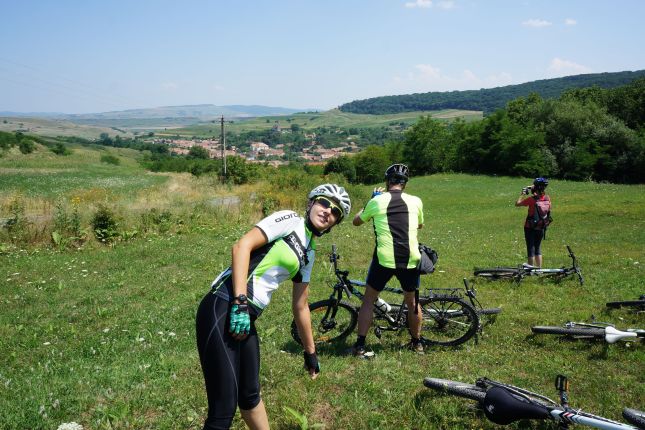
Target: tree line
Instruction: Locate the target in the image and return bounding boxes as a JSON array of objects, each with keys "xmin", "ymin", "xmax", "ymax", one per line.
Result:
[
  {"xmin": 339, "ymin": 70, "xmax": 645, "ymax": 115},
  {"xmin": 326, "ymin": 78, "xmax": 645, "ymax": 184}
]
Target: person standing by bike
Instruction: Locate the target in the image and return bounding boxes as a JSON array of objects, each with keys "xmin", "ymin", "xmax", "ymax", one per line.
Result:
[
  {"xmin": 351, "ymin": 164, "xmax": 424, "ymax": 355},
  {"xmin": 196, "ymin": 184, "xmax": 351, "ymax": 429},
  {"xmin": 515, "ymin": 177, "xmax": 551, "ymax": 268}
]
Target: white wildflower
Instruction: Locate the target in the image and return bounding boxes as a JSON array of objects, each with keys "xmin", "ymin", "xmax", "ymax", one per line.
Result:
[
  {"xmin": 57, "ymin": 422, "xmax": 84, "ymax": 430},
  {"xmin": 43, "ymin": 342, "xmax": 51, "ymax": 346}
]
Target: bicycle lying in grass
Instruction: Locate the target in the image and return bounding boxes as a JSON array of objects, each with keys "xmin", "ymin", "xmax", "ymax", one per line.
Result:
[
  {"xmin": 531, "ymin": 321, "xmax": 644, "ymax": 344},
  {"xmin": 606, "ymin": 295, "xmax": 645, "ymax": 313},
  {"xmin": 290, "ymin": 245, "xmax": 500, "ymax": 348},
  {"xmin": 474, "ymin": 245, "xmax": 583, "ymax": 285},
  {"xmin": 423, "ymin": 374, "xmax": 644, "ymax": 429}
]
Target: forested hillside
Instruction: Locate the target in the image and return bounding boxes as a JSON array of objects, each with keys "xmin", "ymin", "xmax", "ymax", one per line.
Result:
[
  {"xmin": 339, "ymin": 70, "xmax": 645, "ymax": 115},
  {"xmin": 327, "ymin": 78, "xmax": 645, "ymax": 184}
]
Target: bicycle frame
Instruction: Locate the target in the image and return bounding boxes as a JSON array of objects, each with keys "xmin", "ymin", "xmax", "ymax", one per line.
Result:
[
  {"xmin": 327, "ymin": 245, "xmax": 422, "ymax": 331},
  {"xmin": 324, "ymin": 245, "xmax": 480, "ymax": 344},
  {"xmin": 564, "ymin": 322, "xmax": 644, "ymax": 343},
  {"xmin": 521, "ymin": 245, "xmax": 583, "ymax": 282},
  {"xmin": 476, "ymin": 376, "xmax": 639, "ymax": 429},
  {"xmin": 474, "ymin": 245, "xmax": 583, "ymax": 285}
]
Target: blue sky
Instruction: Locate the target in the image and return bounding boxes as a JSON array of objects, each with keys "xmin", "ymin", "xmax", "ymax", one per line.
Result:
[{"xmin": 1, "ymin": 0, "xmax": 644, "ymax": 114}]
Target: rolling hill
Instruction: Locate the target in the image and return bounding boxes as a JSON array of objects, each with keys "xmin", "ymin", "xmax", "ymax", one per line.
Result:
[{"xmin": 339, "ymin": 70, "xmax": 645, "ymax": 115}]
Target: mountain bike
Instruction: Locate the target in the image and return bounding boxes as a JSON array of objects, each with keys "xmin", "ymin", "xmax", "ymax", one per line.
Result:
[
  {"xmin": 606, "ymin": 295, "xmax": 645, "ymax": 313},
  {"xmin": 423, "ymin": 374, "xmax": 644, "ymax": 429},
  {"xmin": 290, "ymin": 245, "xmax": 489, "ymax": 348},
  {"xmin": 531, "ymin": 321, "xmax": 644, "ymax": 344},
  {"xmin": 474, "ymin": 245, "xmax": 583, "ymax": 285}
]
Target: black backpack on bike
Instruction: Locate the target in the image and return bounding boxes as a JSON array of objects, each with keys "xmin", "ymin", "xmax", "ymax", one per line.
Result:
[{"xmin": 417, "ymin": 243, "xmax": 438, "ymax": 275}]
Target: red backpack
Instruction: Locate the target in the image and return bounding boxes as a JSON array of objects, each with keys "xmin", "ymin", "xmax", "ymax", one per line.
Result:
[{"xmin": 529, "ymin": 195, "xmax": 552, "ymax": 230}]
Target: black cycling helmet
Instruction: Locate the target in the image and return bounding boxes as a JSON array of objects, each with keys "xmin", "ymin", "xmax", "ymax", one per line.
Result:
[
  {"xmin": 533, "ymin": 177, "xmax": 549, "ymax": 188},
  {"xmin": 385, "ymin": 163, "xmax": 409, "ymax": 184}
]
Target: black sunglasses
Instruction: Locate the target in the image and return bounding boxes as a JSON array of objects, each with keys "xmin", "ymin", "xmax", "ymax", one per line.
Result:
[{"xmin": 315, "ymin": 197, "xmax": 343, "ymax": 219}]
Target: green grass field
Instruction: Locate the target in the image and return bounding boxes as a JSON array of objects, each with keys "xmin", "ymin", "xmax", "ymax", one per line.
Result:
[
  {"xmin": 0, "ymin": 144, "xmax": 166, "ymax": 199},
  {"xmin": 155, "ymin": 108, "xmax": 483, "ymax": 138},
  {"xmin": 0, "ymin": 117, "xmax": 133, "ymax": 140},
  {"xmin": 1, "ymin": 149, "xmax": 643, "ymax": 429}
]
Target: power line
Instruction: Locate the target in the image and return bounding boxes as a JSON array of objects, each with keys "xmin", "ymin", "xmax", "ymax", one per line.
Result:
[{"xmin": 0, "ymin": 57, "xmax": 149, "ymax": 111}]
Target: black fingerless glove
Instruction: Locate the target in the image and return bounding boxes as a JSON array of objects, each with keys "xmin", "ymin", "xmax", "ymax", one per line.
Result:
[{"xmin": 303, "ymin": 351, "xmax": 320, "ymax": 374}]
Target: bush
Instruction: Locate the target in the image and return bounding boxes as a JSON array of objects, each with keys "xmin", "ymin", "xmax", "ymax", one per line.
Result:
[
  {"xmin": 100, "ymin": 154, "xmax": 120, "ymax": 165},
  {"xmin": 140, "ymin": 208, "xmax": 173, "ymax": 234},
  {"xmin": 18, "ymin": 139, "xmax": 36, "ymax": 154},
  {"xmin": 91, "ymin": 205, "xmax": 119, "ymax": 244},
  {"xmin": 51, "ymin": 142, "xmax": 72, "ymax": 155},
  {"xmin": 2, "ymin": 197, "xmax": 31, "ymax": 243},
  {"xmin": 324, "ymin": 156, "xmax": 356, "ymax": 183}
]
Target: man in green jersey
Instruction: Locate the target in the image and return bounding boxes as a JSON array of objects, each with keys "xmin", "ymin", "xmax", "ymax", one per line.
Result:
[{"xmin": 351, "ymin": 163, "xmax": 424, "ymax": 355}]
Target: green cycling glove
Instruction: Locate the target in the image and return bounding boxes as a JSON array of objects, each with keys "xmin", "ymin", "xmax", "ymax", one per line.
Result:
[{"xmin": 230, "ymin": 304, "xmax": 250, "ymax": 335}]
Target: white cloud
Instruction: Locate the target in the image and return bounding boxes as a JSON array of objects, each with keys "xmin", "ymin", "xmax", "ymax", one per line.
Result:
[
  {"xmin": 405, "ymin": 0, "xmax": 432, "ymax": 8},
  {"xmin": 404, "ymin": 0, "xmax": 456, "ymax": 9},
  {"xmin": 522, "ymin": 19, "xmax": 552, "ymax": 28},
  {"xmin": 547, "ymin": 58, "xmax": 592, "ymax": 76},
  {"xmin": 437, "ymin": 1, "xmax": 455, "ymax": 9},
  {"xmin": 565, "ymin": 18, "xmax": 577, "ymax": 26},
  {"xmin": 161, "ymin": 82, "xmax": 178, "ymax": 91},
  {"xmin": 393, "ymin": 64, "xmax": 513, "ymax": 93},
  {"xmin": 211, "ymin": 84, "xmax": 225, "ymax": 92}
]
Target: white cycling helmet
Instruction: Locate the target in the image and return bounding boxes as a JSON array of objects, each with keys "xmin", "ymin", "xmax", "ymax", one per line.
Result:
[{"xmin": 308, "ymin": 183, "xmax": 351, "ymax": 221}]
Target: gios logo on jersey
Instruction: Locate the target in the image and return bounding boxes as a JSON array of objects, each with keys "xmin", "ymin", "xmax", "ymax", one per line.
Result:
[{"xmin": 275, "ymin": 212, "xmax": 298, "ymax": 223}]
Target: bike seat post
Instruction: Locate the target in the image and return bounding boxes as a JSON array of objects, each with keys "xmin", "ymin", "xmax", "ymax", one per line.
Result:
[{"xmin": 555, "ymin": 375, "xmax": 569, "ymax": 408}]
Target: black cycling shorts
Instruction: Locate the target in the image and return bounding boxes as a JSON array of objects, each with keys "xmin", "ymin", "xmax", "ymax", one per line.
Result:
[
  {"xmin": 196, "ymin": 292, "xmax": 261, "ymax": 429},
  {"xmin": 524, "ymin": 228, "xmax": 544, "ymax": 257},
  {"xmin": 366, "ymin": 257, "xmax": 420, "ymax": 292}
]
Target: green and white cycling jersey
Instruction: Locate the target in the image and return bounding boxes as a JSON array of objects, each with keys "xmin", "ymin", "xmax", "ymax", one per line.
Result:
[
  {"xmin": 360, "ymin": 190, "xmax": 424, "ymax": 269},
  {"xmin": 211, "ymin": 210, "xmax": 316, "ymax": 314}
]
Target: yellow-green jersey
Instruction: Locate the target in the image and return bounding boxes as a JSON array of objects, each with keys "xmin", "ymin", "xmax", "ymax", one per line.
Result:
[{"xmin": 359, "ymin": 190, "xmax": 424, "ymax": 269}]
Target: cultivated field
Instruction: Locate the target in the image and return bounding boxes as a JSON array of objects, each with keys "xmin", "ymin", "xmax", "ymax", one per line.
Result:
[
  {"xmin": 155, "ymin": 108, "xmax": 484, "ymax": 138},
  {"xmin": 0, "ymin": 147, "xmax": 643, "ymax": 429},
  {"xmin": 0, "ymin": 117, "xmax": 132, "ymax": 140}
]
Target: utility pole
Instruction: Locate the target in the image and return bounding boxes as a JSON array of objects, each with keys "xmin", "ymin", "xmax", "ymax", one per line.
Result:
[{"xmin": 220, "ymin": 115, "xmax": 227, "ymax": 179}]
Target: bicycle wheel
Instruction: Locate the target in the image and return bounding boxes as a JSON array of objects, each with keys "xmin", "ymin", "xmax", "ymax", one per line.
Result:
[
  {"xmin": 606, "ymin": 299, "xmax": 645, "ymax": 310},
  {"xmin": 623, "ymin": 408, "xmax": 645, "ymax": 429},
  {"xmin": 420, "ymin": 297, "xmax": 479, "ymax": 347},
  {"xmin": 290, "ymin": 299, "xmax": 357, "ymax": 345},
  {"xmin": 531, "ymin": 325, "xmax": 605, "ymax": 339},
  {"xmin": 423, "ymin": 377, "xmax": 486, "ymax": 402},
  {"xmin": 474, "ymin": 268, "xmax": 520, "ymax": 280}
]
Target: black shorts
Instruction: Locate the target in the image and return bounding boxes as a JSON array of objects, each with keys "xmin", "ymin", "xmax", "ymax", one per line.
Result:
[{"xmin": 366, "ymin": 258, "xmax": 420, "ymax": 292}]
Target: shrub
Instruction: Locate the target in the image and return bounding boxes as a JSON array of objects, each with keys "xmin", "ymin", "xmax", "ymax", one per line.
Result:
[
  {"xmin": 51, "ymin": 142, "xmax": 72, "ymax": 155},
  {"xmin": 18, "ymin": 139, "xmax": 36, "ymax": 154},
  {"xmin": 91, "ymin": 205, "xmax": 119, "ymax": 244},
  {"xmin": 324, "ymin": 156, "xmax": 356, "ymax": 183},
  {"xmin": 140, "ymin": 208, "xmax": 173, "ymax": 234},
  {"xmin": 2, "ymin": 197, "xmax": 31, "ymax": 243},
  {"xmin": 100, "ymin": 154, "xmax": 121, "ymax": 165}
]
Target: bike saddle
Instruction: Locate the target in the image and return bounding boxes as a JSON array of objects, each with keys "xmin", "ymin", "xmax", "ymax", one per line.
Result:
[{"xmin": 483, "ymin": 386, "xmax": 550, "ymax": 424}]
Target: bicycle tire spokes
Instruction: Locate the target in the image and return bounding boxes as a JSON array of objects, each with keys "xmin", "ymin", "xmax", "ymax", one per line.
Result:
[{"xmin": 420, "ymin": 298, "xmax": 479, "ymax": 347}]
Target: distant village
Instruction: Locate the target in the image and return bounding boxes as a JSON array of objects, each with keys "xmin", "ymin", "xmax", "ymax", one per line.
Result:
[{"xmin": 153, "ymin": 132, "xmax": 359, "ymax": 166}]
